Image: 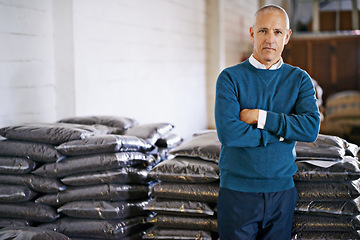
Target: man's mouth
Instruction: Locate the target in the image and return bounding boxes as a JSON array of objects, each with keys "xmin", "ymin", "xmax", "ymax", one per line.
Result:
[{"xmin": 263, "ymin": 47, "xmax": 275, "ymax": 51}]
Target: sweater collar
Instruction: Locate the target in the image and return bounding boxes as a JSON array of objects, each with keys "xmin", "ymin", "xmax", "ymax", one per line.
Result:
[{"xmin": 249, "ymin": 54, "xmax": 283, "ymax": 70}]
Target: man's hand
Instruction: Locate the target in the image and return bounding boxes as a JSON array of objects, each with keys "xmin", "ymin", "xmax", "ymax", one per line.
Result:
[{"xmin": 240, "ymin": 109, "xmax": 259, "ymax": 124}]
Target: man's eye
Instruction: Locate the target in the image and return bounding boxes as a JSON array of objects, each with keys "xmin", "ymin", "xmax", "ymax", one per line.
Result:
[
  {"xmin": 275, "ymin": 31, "xmax": 282, "ymax": 34},
  {"xmin": 259, "ymin": 30, "xmax": 265, "ymax": 33}
]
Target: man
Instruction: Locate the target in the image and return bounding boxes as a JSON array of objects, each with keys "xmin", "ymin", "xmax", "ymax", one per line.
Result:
[{"xmin": 214, "ymin": 4, "xmax": 320, "ymax": 240}]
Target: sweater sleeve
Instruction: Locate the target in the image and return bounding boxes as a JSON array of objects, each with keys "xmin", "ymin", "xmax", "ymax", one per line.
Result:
[
  {"xmin": 264, "ymin": 72, "xmax": 320, "ymax": 142},
  {"xmin": 215, "ymin": 70, "xmax": 280, "ymax": 147}
]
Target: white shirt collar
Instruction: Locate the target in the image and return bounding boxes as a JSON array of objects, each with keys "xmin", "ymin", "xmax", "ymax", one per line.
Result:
[{"xmin": 249, "ymin": 54, "xmax": 283, "ymax": 70}]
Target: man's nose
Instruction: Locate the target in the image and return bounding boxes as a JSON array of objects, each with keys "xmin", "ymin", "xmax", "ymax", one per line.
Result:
[{"xmin": 265, "ymin": 33, "xmax": 275, "ymax": 43}]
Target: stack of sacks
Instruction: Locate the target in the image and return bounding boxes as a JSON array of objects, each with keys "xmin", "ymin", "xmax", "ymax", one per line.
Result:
[
  {"xmin": 59, "ymin": 116, "xmax": 183, "ymax": 161},
  {"xmin": 143, "ymin": 130, "xmax": 220, "ymax": 240},
  {"xmin": 292, "ymin": 134, "xmax": 360, "ymax": 239},
  {"xmin": 0, "ymin": 122, "xmax": 105, "ymax": 228},
  {"xmin": 0, "ymin": 226, "xmax": 71, "ymax": 240},
  {"xmin": 122, "ymin": 122, "xmax": 183, "ymax": 162},
  {"xmin": 33, "ymin": 137, "xmax": 157, "ymax": 237},
  {"xmin": 320, "ymin": 91, "xmax": 360, "ymax": 144},
  {"xmin": 30, "ymin": 116, "xmax": 180, "ymax": 239}
]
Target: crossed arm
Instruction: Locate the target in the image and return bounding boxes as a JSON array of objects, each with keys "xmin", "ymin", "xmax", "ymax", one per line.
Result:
[{"xmin": 239, "ymin": 109, "xmax": 259, "ymax": 125}]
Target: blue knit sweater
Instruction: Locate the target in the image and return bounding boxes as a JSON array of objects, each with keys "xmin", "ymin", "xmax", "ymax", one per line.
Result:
[{"xmin": 215, "ymin": 59, "xmax": 320, "ymax": 193}]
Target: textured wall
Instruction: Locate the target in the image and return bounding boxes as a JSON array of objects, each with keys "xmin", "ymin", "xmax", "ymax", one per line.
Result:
[
  {"xmin": 0, "ymin": 0, "xmax": 55, "ymax": 126},
  {"xmin": 72, "ymin": 0, "xmax": 207, "ymax": 138},
  {"xmin": 0, "ymin": 0, "xmax": 258, "ymax": 138}
]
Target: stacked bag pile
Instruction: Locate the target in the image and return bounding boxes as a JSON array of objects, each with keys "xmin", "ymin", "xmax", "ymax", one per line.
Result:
[
  {"xmin": 0, "ymin": 116, "xmax": 182, "ymax": 239},
  {"xmin": 292, "ymin": 134, "xmax": 360, "ymax": 239},
  {"xmin": 143, "ymin": 130, "xmax": 220, "ymax": 240},
  {"xmin": 320, "ymin": 91, "xmax": 360, "ymax": 145}
]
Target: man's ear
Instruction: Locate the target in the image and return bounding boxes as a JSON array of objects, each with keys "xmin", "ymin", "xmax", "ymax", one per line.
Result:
[
  {"xmin": 284, "ymin": 29, "xmax": 292, "ymax": 45},
  {"xmin": 249, "ymin": 27, "xmax": 255, "ymax": 43}
]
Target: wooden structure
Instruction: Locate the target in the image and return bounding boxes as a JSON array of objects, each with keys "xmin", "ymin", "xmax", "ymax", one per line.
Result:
[{"xmin": 283, "ymin": 34, "xmax": 360, "ymax": 103}]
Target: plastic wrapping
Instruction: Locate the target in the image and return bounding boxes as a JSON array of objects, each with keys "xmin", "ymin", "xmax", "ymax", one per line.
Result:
[
  {"xmin": 0, "ymin": 226, "xmax": 70, "ymax": 240},
  {"xmin": 143, "ymin": 198, "xmax": 214, "ymax": 216},
  {"xmin": 294, "ymin": 157, "xmax": 360, "ymax": 181},
  {"xmin": 345, "ymin": 141, "xmax": 360, "ymax": 157},
  {"xmin": 0, "ymin": 184, "xmax": 37, "ymax": 203},
  {"xmin": 292, "ymin": 231, "xmax": 360, "ymax": 240},
  {"xmin": 292, "ymin": 213, "xmax": 360, "ymax": 232},
  {"xmin": 58, "ymin": 115, "xmax": 138, "ymax": 131},
  {"xmin": 35, "ymin": 184, "xmax": 149, "ymax": 207},
  {"xmin": 295, "ymin": 180, "xmax": 360, "ymax": 201},
  {"xmin": 69, "ymin": 232, "xmax": 144, "ymax": 240},
  {"xmin": 149, "ymin": 157, "xmax": 219, "ymax": 183},
  {"xmin": 0, "ymin": 218, "xmax": 32, "ymax": 228},
  {"xmin": 0, "ymin": 123, "xmax": 100, "ymax": 145},
  {"xmin": 61, "ymin": 168, "xmax": 149, "ymax": 186},
  {"xmin": 32, "ymin": 152, "xmax": 155, "ymax": 178},
  {"xmin": 0, "ymin": 203, "xmax": 59, "ymax": 222},
  {"xmin": 150, "ymin": 182, "xmax": 219, "ymax": 203},
  {"xmin": 58, "ymin": 200, "xmax": 148, "ymax": 219},
  {"xmin": 295, "ymin": 134, "xmax": 346, "ymax": 160},
  {"xmin": 0, "ymin": 139, "xmax": 64, "ymax": 163},
  {"xmin": 169, "ymin": 131, "xmax": 220, "ymax": 163},
  {"xmin": 296, "ymin": 198, "xmax": 360, "ymax": 216},
  {"xmin": 39, "ymin": 216, "xmax": 147, "ymax": 239},
  {"xmin": 56, "ymin": 134, "xmax": 153, "ymax": 156},
  {"xmin": 143, "ymin": 227, "xmax": 212, "ymax": 240},
  {"xmin": 0, "ymin": 174, "xmax": 65, "ymax": 193},
  {"xmin": 148, "ymin": 214, "xmax": 218, "ymax": 232},
  {"xmin": 0, "ymin": 156, "xmax": 37, "ymax": 174},
  {"xmin": 123, "ymin": 123, "xmax": 174, "ymax": 145},
  {"xmin": 155, "ymin": 133, "xmax": 183, "ymax": 149}
]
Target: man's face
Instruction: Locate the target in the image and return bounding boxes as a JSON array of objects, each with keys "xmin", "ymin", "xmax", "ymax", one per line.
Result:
[{"xmin": 250, "ymin": 9, "xmax": 291, "ymax": 68}]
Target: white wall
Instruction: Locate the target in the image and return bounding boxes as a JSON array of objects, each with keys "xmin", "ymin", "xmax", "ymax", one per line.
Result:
[
  {"xmin": 71, "ymin": 0, "xmax": 207, "ymax": 138},
  {"xmin": 0, "ymin": 0, "xmax": 56, "ymax": 126},
  {"xmin": 206, "ymin": 0, "xmax": 257, "ymax": 129},
  {"xmin": 224, "ymin": 0, "xmax": 257, "ymax": 67},
  {"xmin": 0, "ymin": 0, "xmax": 258, "ymax": 139}
]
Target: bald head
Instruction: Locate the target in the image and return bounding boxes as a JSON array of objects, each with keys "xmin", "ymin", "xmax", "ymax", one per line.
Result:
[{"xmin": 254, "ymin": 4, "xmax": 290, "ymax": 30}]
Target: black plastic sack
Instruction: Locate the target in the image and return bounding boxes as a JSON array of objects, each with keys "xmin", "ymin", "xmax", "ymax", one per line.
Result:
[
  {"xmin": 155, "ymin": 133, "xmax": 183, "ymax": 149},
  {"xmin": 32, "ymin": 152, "xmax": 155, "ymax": 178},
  {"xmin": 295, "ymin": 180, "xmax": 360, "ymax": 201},
  {"xmin": 58, "ymin": 115, "xmax": 138, "ymax": 131},
  {"xmin": 143, "ymin": 227, "xmax": 212, "ymax": 240},
  {"xmin": 294, "ymin": 157, "xmax": 360, "ymax": 181},
  {"xmin": 296, "ymin": 198, "xmax": 360, "ymax": 216},
  {"xmin": 69, "ymin": 232, "xmax": 144, "ymax": 240},
  {"xmin": 0, "ymin": 226, "xmax": 70, "ymax": 240},
  {"xmin": 0, "ymin": 156, "xmax": 37, "ymax": 174},
  {"xmin": 345, "ymin": 141, "xmax": 360, "ymax": 157},
  {"xmin": 292, "ymin": 213, "xmax": 360, "ymax": 232},
  {"xmin": 143, "ymin": 198, "xmax": 215, "ymax": 216},
  {"xmin": 292, "ymin": 231, "xmax": 360, "ymax": 240},
  {"xmin": 295, "ymin": 134, "xmax": 346, "ymax": 160},
  {"xmin": 35, "ymin": 184, "xmax": 149, "ymax": 207},
  {"xmin": 58, "ymin": 200, "xmax": 148, "ymax": 219},
  {"xmin": 0, "ymin": 122, "xmax": 99, "ymax": 145},
  {"xmin": 148, "ymin": 214, "xmax": 218, "ymax": 232},
  {"xmin": 0, "ymin": 174, "xmax": 65, "ymax": 193},
  {"xmin": 56, "ymin": 135, "xmax": 153, "ymax": 156},
  {"xmin": 39, "ymin": 216, "xmax": 147, "ymax": 239},
  {"xmin": 149, "ymin": 157, "xmax": 219, "ymax": 183},
  {"xmin": 0, "ymin": 139, "xmax": 64, "ymax": 163},
  {"xmin": 169, "ymin": 131, "xmax": 220, "ymax": 163},
  {"xmin": 0, "ymin": 218, "xmax": 32, "ymax": 228},
  {"xmin": 150, "ymin": 182, "xmax": 219, "ymax": 203},
  {"xmin": 123, "ymin": 123, "xmax": 174, "ymax": 145},
  {"xmin": 0, "ymin": 202, "xmax": 59, "ymax": 222},
  {"xmin": 0, "ymin": 184, "xmax": 37, "ymax": 203},
  {"xmin": 61, "ymin": 168, "xmax": 149, "ymax": 186}
]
